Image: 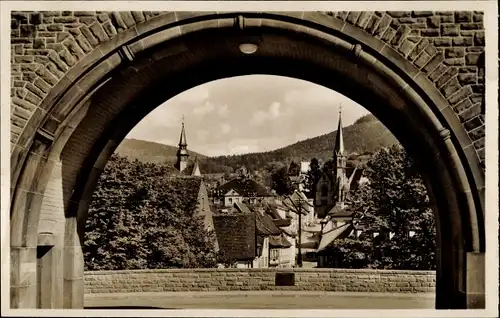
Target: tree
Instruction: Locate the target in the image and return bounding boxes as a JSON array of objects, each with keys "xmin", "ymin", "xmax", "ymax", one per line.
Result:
[
  {"xmin": 305, "ymin": 158, "xmax": 322, "ymax": 196},
  {"xmin": 83, "ymin": 154, "xmax": 218, "ymax": 270},
  {"xmin": 327, "ymin": 145, "xmax": 436, "ymax": 270},
  {"xmin": 270, "ymin": 166, "xmax": 294, "ymax": 196}
]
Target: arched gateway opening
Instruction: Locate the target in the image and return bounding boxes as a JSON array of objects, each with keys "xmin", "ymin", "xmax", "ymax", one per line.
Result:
[{"xmin": 10, "ymin": 12, "xmax": 485, "ymax": 309}]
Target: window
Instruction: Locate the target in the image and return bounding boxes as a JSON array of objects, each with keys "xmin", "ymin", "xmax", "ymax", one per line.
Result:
[
  {"xmin": 271, "ymin": 249, "xmax": 279, "ymax": 261},
  {"xmin": 228, "ymin": 198, "xmax": 232, "ymax": 204},
  {"xmin": 320, "ymin": 185, "xmax": 328, "ymax": 205},
  {"xmin": 321, "ymin": 185, "xmax": 328, "ymax": 197}
]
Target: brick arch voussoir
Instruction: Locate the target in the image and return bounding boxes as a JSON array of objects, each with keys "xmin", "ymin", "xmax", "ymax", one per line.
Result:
[
  {"xmin": 326, "ymin": 11, "xmax": 485, "ymax": 162},
  {"xmin": 10, "ymin": 10, "xmax": 164, "ymax": 147}
]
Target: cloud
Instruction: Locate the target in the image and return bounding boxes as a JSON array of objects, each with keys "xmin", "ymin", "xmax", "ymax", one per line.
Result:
[
  {"xmin": 196, "ymin": 129, "xmax": 210, "ymax": 142},
  {"xmin": 229, "ymin": 144, "xmax": 253, "ymax": 154},
  {"xmin": 269, "ymin": 102, "xmax": 281, "ymax": 118},
  {"xmin": 192, "ymin": 101, "xmax": 215, "ymax": 116},
  {"xmin": 250, "ymin": 110, "xmax": 268, "ymax": 126},
  {"xmin": 126, "ymin": 75, "xmax": 372, "ymax": 157},
  {"xmin": 220, "ymin": 123, "xmax": 231, "ymax": 134},
  {"xmin": 217, "ymin": 104, "xmax": 229, "ymax": 117},
  {"xmin": 250, "ymin": 101, "xmax": 283, "ymax": 126}
]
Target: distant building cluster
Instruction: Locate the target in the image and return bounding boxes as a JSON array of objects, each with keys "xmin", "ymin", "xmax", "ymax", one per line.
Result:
[{"xmin": 168, "ymin": 110, "xmax": 379, "ymax": 269}]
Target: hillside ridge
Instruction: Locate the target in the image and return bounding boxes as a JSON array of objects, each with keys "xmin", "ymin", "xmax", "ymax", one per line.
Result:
[{"xmin": 116, "ymin": 114, "xmax": 398, "ymax": 170}]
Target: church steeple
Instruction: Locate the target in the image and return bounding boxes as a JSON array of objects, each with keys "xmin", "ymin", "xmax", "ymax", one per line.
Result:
[
  {"xmin": 333, "ymin": 105, "xmax": 345, "ymax": 157},
  {"xmin": 179, "ymin": 116, "xmax": 187, "ymax": 147},
  {"xmin": 175, "ymin": 116, "xmax": 189, "ymax": 172},
  {"xmin": 333, "ymin": 105, "xmax": 348, "ymax": 207}
]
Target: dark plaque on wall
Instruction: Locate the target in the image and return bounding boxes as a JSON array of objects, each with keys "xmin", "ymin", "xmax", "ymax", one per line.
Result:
[{"xmin": 275, "ymin": 272, "xmax": 295, "ymax": 286}]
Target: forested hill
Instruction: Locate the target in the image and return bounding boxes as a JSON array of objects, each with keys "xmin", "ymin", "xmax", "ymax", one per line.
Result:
[
  {"xmin": 115, "ymin": 138, "xmax": 206, "ymax": 164},
  {"xmin": 199, "ymin": 114, "xmax": 398, "ymax": 173},
  {"xmin": 267, "ymin": 114, "xmax": 397, "ymax": 161},
  {"xmin": 116, "ymin": 114, "xmax": 398, "ymax": 172}
]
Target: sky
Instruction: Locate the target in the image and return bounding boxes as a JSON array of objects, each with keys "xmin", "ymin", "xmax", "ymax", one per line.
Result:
[{"xmin": 126, "ymin": 75, "xmax": 370, "ymax": 157}]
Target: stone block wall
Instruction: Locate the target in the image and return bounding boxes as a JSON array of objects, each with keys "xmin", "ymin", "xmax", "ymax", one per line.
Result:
[
  {"xmin": 328, "ymin": 10, "xmax": 485, "ymax": 162},
  {"xmin": 84, "ymin": 268, "xmax": 436, "ymax": 294}
]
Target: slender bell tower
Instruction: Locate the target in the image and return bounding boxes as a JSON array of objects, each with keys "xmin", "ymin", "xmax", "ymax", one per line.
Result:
[
  {"xmin": 332, "ymin": 106, "xmax": 348, "ymax": 206},
  {"xmin": 175, "ymin": 117, "xmax": 189, "ymax": 172}
]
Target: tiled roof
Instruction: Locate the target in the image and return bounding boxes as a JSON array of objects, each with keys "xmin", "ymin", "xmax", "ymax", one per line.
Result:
[
  {"xmin": 269, "ymin": 235, "xmax": 292, "ymax": 248},
  {"xmin": 234, "ymin": 202, "xmax": 252, "ymax": 214},
  {"xmin": 215, "ymin": 178, "xmax": 272, "ymax": 197},
  {"xmin": 255, "ymin": 210, "xmax": 282, "ymax": 236},
  {"xmin": 327, "ymin": 204, "xmax": 354, "ymax": 218},
  {"xmin": 264, "ymin": 202, "xmax": 285, "ymax": 220},
  {"xmin": 317, "ymin": 223, "xmax": 353, "ymax": 252},
  {"xmin": 348, "ymin": 168, "xmax": 364, "ymax": 192},
  {"xmin": 280, "ymin": 227, "xmax": 297, "ymax": 238},
  {"xmin": 213, "ymin": 214, "xmax": 256, "ymax": 261},
  {"xmin": 273, "ymin": 219, "xmax": 291, "ymax": 227},
  {"xmin": 282, "ymin": 192, "xmax": 310, "ymax": 215}
]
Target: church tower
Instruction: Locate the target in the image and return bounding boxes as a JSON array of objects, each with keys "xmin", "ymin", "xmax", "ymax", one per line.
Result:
[
  {"xmin": 332, "ymin": 107, "xmax": 348, "ymax": 207},
  {"xmin": 175, "ymin": 118, "xmax": 189, "ymax": 172}
]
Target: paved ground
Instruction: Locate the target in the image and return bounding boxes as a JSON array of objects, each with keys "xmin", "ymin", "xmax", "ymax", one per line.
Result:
[{"xmin": 84, "ymin": 291, "xmax": 435, "ymax": 309}]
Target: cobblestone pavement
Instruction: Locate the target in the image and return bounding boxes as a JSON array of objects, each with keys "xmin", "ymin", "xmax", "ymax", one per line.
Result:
[{"xmin": 84, "ymin": 291, "xmax": 435, "ymax": 309}]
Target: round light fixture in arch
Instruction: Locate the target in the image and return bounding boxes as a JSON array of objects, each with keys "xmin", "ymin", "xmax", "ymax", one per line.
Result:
[{"xmin": 239, "ymin": 43, "xmax": 258, "ymax": 54}]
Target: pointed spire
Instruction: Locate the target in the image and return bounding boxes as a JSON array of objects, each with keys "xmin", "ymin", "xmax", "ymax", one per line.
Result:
[
  {"xmin": 333, "ymin": 105, "xmax": 344, "ymax": 156},
  {"xmin": 176, "ymin": 116, "xmax": 189, "ymax": 172},
  {"xmin": 191, "ymin": 156, "xmax": 201, "ymax": 176},
  {"xmin": 179, "ymin": 115, "xmax": 187, "ymax": 146}
]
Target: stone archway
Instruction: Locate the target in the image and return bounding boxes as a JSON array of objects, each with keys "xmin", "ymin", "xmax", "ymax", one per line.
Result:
[{"xmin": 10, "ymin": 11, "xmax": 485, "ymax": 309}]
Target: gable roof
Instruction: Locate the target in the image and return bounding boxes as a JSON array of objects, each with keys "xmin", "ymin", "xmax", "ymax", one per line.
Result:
[
  {"xmin": 233, "ymin": 201, "xmax": 281, "ymax": 236},
  {"xmin": 327, "ymin": 203, "xmax": 354, "ymax": 218},
  {"xmin": 317, "ymin": 223, "xmax": 353, "ymax": 252},
  {"xmin": 213, "ymin": 214, "xmax": 256, "ymax": 261},
  {"xmin": 225, "ymin": 189, "xmax": 241, "ymax": 196},
  {"xmin": 269, "ymin": 235, "xmax": 292, "ymax": 248},
  {"xmin": 264, "ymin": 201, "xmax": 285, "ymax": 220},
  {"xmin": 255, "ymin": 210, "xmax": 282, "ymax": 236},
  {"xmin": 282, "ymin": 191, "xmax": 311, "ymax": 215},
  {"xmin": 191, "ymin": 160, "xmax": 201, "ymax": 176},
  {"xmin": 288, "ymin": 161, "xmax": 301, "ymax": 177},
  {"xmin": 234, "ymin": 202, "xmax": 252, "ymax": 214},
  {"xmin": 215, "ymin": 178, "xmax": 272, "ymax": 197}
]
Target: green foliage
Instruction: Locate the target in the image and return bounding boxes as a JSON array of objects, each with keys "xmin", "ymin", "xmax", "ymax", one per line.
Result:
[
  {"xmin": 270, "ymin": 166, "xmax": 294, "ymax": 196},
  {"xmin": 305, "ymin": 158, "xmax": 322, "ymax": 196},
  {"xmin": 83, "ymin": 154, "xmax": 218, "ymax": 270},
  {"xmin": 328, "ymin": 145, "xmax": 436, "ymax": 270}
]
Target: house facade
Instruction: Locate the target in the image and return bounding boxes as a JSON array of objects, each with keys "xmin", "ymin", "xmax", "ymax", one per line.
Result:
[
  {"xmin": 210, "ymin": 178, "xmax": 274, "ymax": 207},
  {"xmin": 213, "ymin": 202, "xmax": 295, "ymax": 269}
]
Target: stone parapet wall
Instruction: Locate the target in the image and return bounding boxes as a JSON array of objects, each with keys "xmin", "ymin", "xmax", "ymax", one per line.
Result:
[{"xmin": 84, "ymin": 268, "xmax": 436, "ymax": 294}]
